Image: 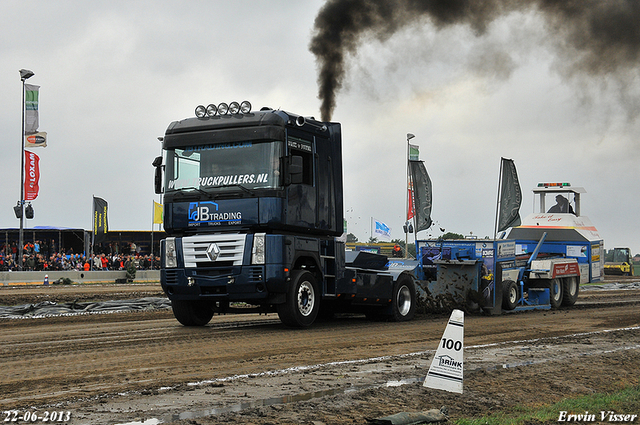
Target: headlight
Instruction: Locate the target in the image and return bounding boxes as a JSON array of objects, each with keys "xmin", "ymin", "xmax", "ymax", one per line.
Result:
[
  {"xmin": 229, "ymin": 101, "xmax": 240, "ymax": 114},
  {"xmin": 240, "ymin": 101, "xmax": 252, "ymax": 114},
  {"xmin": 252, "ymin": 233, "xmax": 266, "ymax": 264},
  {"xmin": 165, "ymin": 237, "xmax": 178, "ymax": 268},
  {"xmin": 206, "ymin": 104, "xmax": 218, "ymax": 117},
  {"xmin": 218, "ymin": 103, "xmax": 229, "ymax": 115},
  {"xmin": 195, "ymin": 105, "xmax": 206, "ymax": 118}
]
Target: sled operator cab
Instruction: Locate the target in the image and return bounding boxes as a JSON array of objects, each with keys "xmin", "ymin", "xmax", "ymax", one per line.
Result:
[{"xmin": 508, "ymin": 182, "xmax": 604, "ymax": 285}]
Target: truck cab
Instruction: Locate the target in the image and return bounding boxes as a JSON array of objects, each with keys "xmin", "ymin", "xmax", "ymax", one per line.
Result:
[{"xmin": 154, "ymin": 102, "xmax": 416, "ymax": 327}]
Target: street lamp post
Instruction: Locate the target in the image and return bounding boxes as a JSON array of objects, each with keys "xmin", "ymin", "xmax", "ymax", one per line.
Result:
[
  {"xmin": 18, "ymin": 69, "xmax": 34, "ymax": 270},
  {"xmin": 405, "ymin": 133, "xmax": 415, "ymax": 259}
]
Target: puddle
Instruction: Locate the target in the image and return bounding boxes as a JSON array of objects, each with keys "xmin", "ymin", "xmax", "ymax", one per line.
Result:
[
  {"xmin": 114, "ymin": 378, "xmax": 418, "ymax": 424},
  {"xmin": 115, "ymin": 419, "xmax": 162, "ymax": 425},
  {"xmin": 385, "ymin": 377, "xmax": 424, "ymax": 387},
  {"xmin": 114, "ymin": 387, "xmax": 358, "ymax": 425}
]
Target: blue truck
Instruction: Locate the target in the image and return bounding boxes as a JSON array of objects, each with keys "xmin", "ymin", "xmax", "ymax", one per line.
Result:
[{"xmin": 153, "ymin": 102, "xmax": 417, "ymax": 327}]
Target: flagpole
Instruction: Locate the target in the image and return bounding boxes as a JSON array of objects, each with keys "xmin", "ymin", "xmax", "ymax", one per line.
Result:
[
  {"xmin": 370, "ymin": 217, "xmax": 373, "ymax": 242},
  {"xmin": 493, "ymin": 158, "xmax": 505, "ymax": 240},
  {"xmin": 18, "ymin": 70, "xmax": 35, "ymax": 270},
  {"xmin": 90, "ymin": 196, "xmax": 94, "ymax": 269},
  {"xmin": 405, "ymin": 133, "xmax": 415, "ymax": 259},
  {"xmin": 151, "ymin": 201, "xmax": 154, "ymax": 270}
]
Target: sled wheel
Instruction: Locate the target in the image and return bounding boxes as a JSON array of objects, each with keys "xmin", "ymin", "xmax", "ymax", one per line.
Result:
[
  {"xmin": 502, "ymin": 280, "xmax": 518, "ymax": 311},
  {"xmin": 561, "ymin": 276, "xmax": 579, "ymax": 306},
  {"xmin": 549, "ymin": 278, "xmax": 563, "ymax": 309}
]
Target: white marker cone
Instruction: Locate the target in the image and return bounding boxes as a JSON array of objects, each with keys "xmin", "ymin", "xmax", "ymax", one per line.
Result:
[{"xmin": 424, "ymin": 309, "xmax": 464, "ymax": 394}]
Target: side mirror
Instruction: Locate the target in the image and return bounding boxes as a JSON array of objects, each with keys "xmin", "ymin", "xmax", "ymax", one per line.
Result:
[
  {"xmin": 286, "ymin": 155, "xmax": 304, "ymax": 185},
  {"xmin": 153, "ymin": 156, "xmax": 163, "ymax": 194}
]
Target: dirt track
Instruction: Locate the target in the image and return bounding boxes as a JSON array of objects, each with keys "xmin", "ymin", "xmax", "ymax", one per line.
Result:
[{"xmin": 1, "ymin": 282, "xmax": 640, "ymax": 424}]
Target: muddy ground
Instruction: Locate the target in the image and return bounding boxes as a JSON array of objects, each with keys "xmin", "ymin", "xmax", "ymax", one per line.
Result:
[{"xmin": 1, "ymin": 280, "xmax": 639, "ymax": 425}]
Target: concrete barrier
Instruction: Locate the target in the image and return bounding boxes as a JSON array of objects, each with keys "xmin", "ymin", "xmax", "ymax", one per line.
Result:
[{"xmin": 0, "ymin": 270, "xmax": 160, "ymax": 286}]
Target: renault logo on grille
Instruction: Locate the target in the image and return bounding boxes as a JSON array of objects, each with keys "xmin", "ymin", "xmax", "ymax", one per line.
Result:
[{"xmin": 206, "ymin": 243, "xmax": 221, "ymax": 261}]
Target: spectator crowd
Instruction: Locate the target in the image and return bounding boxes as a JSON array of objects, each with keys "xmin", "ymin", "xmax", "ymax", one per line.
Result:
[{"xmin": 0, "ymin": 240, "xmax": 159, "ymax": 272}]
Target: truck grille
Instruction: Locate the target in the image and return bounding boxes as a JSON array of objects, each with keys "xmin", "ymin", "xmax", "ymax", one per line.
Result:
[{"xmin": 182, "ymin": 234, "xmax": 246, "ymax": 268}]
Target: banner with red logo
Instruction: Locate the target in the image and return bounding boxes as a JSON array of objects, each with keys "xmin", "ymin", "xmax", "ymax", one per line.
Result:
[
  {"xmin": 26, "ymin": 131, "xmax": 47, "ymax": 148},
  {"xmin": 24, "ymin": 150, "xmax": 40, "ymax": 201}
]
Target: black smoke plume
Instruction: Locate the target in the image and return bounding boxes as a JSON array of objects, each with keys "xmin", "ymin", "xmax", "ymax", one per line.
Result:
[{"xmin": 310, "ymin": 0, "xmax": 640, "ymax": 122}]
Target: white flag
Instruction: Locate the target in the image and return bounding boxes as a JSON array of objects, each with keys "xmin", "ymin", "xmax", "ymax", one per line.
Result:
[{"xmin": 373, "ymin": 218, "xmax": 391, "ymax": 241}]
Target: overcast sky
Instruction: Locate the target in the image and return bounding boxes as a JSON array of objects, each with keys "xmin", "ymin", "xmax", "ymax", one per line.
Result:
[{"xmin": 1, "ymin": 1, "xmax": 639, "ymax": 254}]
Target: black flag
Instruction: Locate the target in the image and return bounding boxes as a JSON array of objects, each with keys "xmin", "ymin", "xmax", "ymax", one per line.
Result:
[
  {"xmin": 497, "ymin": 158, "xmax": 522, "ymax": 232},
  {"xmin": 409, "ymin": 160, "xmax": 433, "ymax": 233},
  {"xmin": 93, "ymin": 197, "xmax": 108, "ymax": 244}
]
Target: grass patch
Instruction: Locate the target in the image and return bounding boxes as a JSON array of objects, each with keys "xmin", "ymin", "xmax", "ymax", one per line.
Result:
[{"xmin": 455, "ymin": 385, "xmax": 640, "ymax": 425}]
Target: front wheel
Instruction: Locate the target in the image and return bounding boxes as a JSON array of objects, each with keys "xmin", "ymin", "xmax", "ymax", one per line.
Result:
[
  {"xmin": 277, "ymin": 270, "xmax": 320, "ymax": 328},
  {"xmin": 171, "ymin": 299, "xmax": 214, "ymax": 326},
  {"xmin": 390, "ymin": 276, "xmax": 416, "ymax": 322}
]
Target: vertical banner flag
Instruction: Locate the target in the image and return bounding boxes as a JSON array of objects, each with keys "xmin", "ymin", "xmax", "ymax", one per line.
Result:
[
  {"xmin": 93, "ymin": 197, "xmax": 108, "ymax": 244},
  {"xmin": 497, "ymin": 158, "xmax": 522, "ymax": 232},
  {"xmin": 26, "ymin": 132, "xmax": 47, "ymax": 148},
  {"xmin": 407, "ymin": 144, "xmax": 419, "ymax": 220},
  {"xmin": 409, "ymin": 160, "xmax": 433, "ymax": 233},
  {"xmin": 153, "ymin": 201, "xmax": 163, "ymax": 224},
  {"xmin": 24, "ymin": 84, "xmax": 40, "ymax": 134},
  {"xmin": 373, "ymin": 218, "xmax": 392, "ymax": 241},
  {"xmin": 24, "ymin": 150, "xmax": 40, "ymax": 201}
]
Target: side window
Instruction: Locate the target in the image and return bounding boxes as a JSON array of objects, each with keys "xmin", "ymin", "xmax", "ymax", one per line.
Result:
[
  {"xmin": 288, "ymin": 136, "xmax": 314, "ymax": 186},
  {"xmin": 292, "ymin": 148, "xmax": 313, "ymax": 185}
]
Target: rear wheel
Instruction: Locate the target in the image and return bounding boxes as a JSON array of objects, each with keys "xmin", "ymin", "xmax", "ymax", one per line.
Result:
[
  {"xmin": 171, "ymin": 300, "xmax": 214, "ymax": 326},
  {"xmin": 561, "ymin": 276, "xmax": 579, "ymax": 306},
  {"xmin": 549, "ymin": 278, "xmax": 563, "ymax": 308},
  {"xmin": 502, "ymin": 280, "xmax": 518, "ymax": 311},
  {"xmin": 390, "ymin": 276, "xmax": 416, "ymax": 322},
  {"xmin": 277, "ymin": 270, "xmax": 320, "ymax": 327}
]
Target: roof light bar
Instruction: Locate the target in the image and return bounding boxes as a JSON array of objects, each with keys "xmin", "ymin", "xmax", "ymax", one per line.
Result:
[
  {"xmin": 194, "ymin": 101, "xmax": 252, "ymax": 118},
  {"xmin": 538, "ymin": 182, "xmax": 571, "ymax": 188}
]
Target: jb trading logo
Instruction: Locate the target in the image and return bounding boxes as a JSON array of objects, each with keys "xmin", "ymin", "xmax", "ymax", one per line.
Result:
[
  {"xmin": 188, "ymin": 201, "xmax": 242, "ymax": 223},
  {"xmin": 189, "ymin": 201, "xmax": 219, "ymax": 222}
]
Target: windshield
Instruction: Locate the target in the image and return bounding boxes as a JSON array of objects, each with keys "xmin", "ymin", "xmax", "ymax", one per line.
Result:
[
  {"xmin": 613, "ymin": 249, "xmax": 630, "ymax": 263},
  {"xmin": 166, "ymin": 141, "xmax": 282, "ymax": 192}
]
